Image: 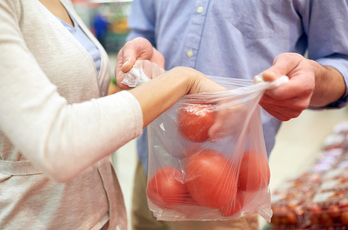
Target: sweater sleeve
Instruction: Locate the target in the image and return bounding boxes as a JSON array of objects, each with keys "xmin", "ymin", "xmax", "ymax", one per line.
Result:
[{"xmin": 0, "ymin": 0, "xmax": 143, "ymax": 182}]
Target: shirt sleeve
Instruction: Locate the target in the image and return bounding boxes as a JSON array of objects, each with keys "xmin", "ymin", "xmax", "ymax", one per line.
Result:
[
  {"xmin": 0, "ymin": 0, "xmax": 143, "ymax": 182},
  {"xmin": 127, "ymin": 0, "xmax": 157, "ymax": 47},
  {"xmin": 301, "ymin": 1, "xmax": 348, "ymax": 108}
]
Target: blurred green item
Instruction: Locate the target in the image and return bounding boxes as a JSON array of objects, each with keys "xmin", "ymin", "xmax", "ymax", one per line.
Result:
[
  {"xmin": 110, "ymin": 74, "xmax": 117, "ymax": 86},
  {"xmin": 72, "ymin": 1, "xmax": 131, "ymax": 54},
  {"xmin": 262, "ymin": 224, "xmax": 273, "ymax": 230},
  {"xmin": 104, "ymin": 32, "xmax": 129, "ymax": 54}
]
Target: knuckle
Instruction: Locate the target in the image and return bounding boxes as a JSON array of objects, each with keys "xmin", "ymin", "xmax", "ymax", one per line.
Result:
[
  {"xmin": 292, "ymin": 111, "xmax": 302, "ymax": 118},
  {"xmin": 275, "ymin": 113, "xmax": 289, "ymax": 121},
  {"xmin": 294, "ymin": 103, "xmax": 308, "ymax": 111},
  {"xmin": 123, "ymin": 40, "xmax": 133, "ymax": 49},
  {"xmin": 304, "ymin": 85, "xmax": 314, "ymax": 96},
  {"xmin": 274, "ymin": 53, "xmax": 303, "ymax": 70},
  {"xmin": 118, "ymin": 84, "xmax": 128, "ymax": 90}
]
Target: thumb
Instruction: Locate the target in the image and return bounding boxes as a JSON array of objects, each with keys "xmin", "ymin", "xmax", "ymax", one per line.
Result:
[
  {"xmin": 121, "ymin": 58, "xmax": 135, "ymax": 73},
  {"xmin": 121, "ymin": 37, "xmax": 155, "ymax": 73},
  {"xmin": 119, "ymin": 44, "xmax": 138, "ymax": 73},
  {"xmin": 262, "ymin": 53, "xmax": 302, "ymax": 82},
  {"xmin": 261, "ymin": 69, "xmax": 277, "ymax": 82}
]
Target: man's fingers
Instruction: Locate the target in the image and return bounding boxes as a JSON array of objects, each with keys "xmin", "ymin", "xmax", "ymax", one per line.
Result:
[
  {"xmin": 264, "ymin": 75, "xmax": 313, "ymax": 100},
  {"xmin": 259, "ymin": 53, "xmax": 315, "ymax": 121},
  {"xmin": 259, "ymin": 100, "xmax": 304, "ymax": 121},
  {"xmin": 262, "ymin": 53, "xmax": 303, "ymax": 82},
  {"xmin": 121, "ymin": 58, "xmax": 134, "ymax": 73},
  {"xmin": 124, "ymin": 38, "xmax": 154, "ymax": 62},
  {"xmin": 150, "ymin": 47, "xmax": 165, "ymax": 69},
  {"xmin": 117, "ymin": 38, "xmax": 155, "ymax": 73},
  {"xmin": 261, "ymin": 94, "xmax": 310, "ymax": 111},
  {"xmin": 208, "ymin": 119, "xmax": 223, "ymax": 139},
  {"xmin": 119, "ymin": 43, "xmax": 140, "ymax": 72}
]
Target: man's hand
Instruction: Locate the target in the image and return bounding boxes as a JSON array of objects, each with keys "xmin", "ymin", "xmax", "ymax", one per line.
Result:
[
  {"xmin": 115, "ymin": 37, "xmax": 165, "ymax": 89},
  {"xmin": 260, "ymin": 53, "xmax": 346, "ymax": 121},
  {"xmin": 259, "ymin": 53, "xmax": 315, "ymax": 121}
]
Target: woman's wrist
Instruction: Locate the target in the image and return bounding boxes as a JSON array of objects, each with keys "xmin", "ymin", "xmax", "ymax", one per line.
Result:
[{"xmin": 129, "ymin": 66, "xmax": 198, "ymax": 127}]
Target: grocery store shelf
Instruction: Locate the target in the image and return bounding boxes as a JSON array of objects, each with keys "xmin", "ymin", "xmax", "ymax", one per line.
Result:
[{"xmin": 258, "ymin": 106, "xmax": 348, "ymax": 229}]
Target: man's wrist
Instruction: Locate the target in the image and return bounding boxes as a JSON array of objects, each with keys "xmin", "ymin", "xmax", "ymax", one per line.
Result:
[{"xmin": 309, "ymin": 60, "xmax": 346, "ymax": 107}]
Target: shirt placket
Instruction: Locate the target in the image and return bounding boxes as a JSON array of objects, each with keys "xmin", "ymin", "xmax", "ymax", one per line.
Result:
[{"xmin": 181, "ymin": 0, "xmax": 210, "ymax": 68}]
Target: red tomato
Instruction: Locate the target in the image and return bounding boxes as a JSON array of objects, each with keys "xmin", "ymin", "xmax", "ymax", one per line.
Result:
[
  {"xmin": 221, "ymin": 191, "xmax": 246, "ymax": 217},
  {"xmin": 147, "ymin": 166, "xmax": 188, "ymax": 208},
  {"xmin": 238, "ymin": 151, "xmax": 270, "ymax": 191},
  {"xmin": 307, "ymin": 203, "xmax": 322, "ymax": 225},
  {"xmin": 183, "ymin": 145, "xmax": 205, "ymax": 158},
  {"xmin": 271, "ymin": 206, "xmax": 283, "ymax": 224},
  {"xmin": 328, "ymin": 205, "xmax": 341, "ymax": 218},
  {"xmin": 320, "ymin": 213, "xmax": 333, "ymax": 225},
  {"xmin": 339, "ymin": 199, "xmax": 348, "ymax": 209},
  {"xmin": 185, "ymin": 149, "xmax": 237, "ymax": 208},
  {"xmin": 307, "ymin": 203, "xmax": 322, "ymax": 216},
  {"xmin": 271, "ymin": 216, "xmax": 281, "ymax": 225},
  {"xmin": 341, "ymin": 211, "xmax": 348, "ymax": 225},
  {"xmin": 286, "ymin": 211, "xmax": 298, "ymax": 225},
  {"xmin": 278, "ymin": 206, "xmax": 291, "ymax": 225},
  {"xmin": 178, "ymin": 103, "xmax": 216, "ymax": 143}
]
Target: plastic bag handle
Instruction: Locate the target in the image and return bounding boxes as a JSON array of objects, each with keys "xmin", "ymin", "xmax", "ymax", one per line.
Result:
[
  {"xmin": 121, "ymin": 60, "xmax": 165, "ymax": 87},
  {"xmin": 254, "ymin": 74, "xmax": 289, "ymax": 89},
  {"xmin": 122, "ymin": 66, "xmax": 151, "ymax": 87}
]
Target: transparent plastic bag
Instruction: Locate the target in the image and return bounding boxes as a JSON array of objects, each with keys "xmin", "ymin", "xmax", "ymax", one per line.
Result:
[
  {"xmin": 144, "ymin": 74, "xmax": 288, "ymax": 222},
  {"xmin": 121, "ymin": 60, "xmax": 165, "ymax": 87},
  {"xmin": 120, "ymin": 62, "xmax": 287, "ymax": 221}
]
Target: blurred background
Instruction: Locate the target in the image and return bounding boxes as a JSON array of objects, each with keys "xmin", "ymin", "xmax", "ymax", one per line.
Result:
[
  {"xmin": 71, "ymin": 0, "xmax": 131, "ymax": 95},
  {"xmin": 71, "ymin": 1, "xmax": 348, "ymax": 229}
]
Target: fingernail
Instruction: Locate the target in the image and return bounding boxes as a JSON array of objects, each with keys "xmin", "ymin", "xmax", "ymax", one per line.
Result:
[
  {"xmin": 262, "ymin": 70, "xmax": 277, "ymax": 81},
  {"xmin": 253, "ymin": 74, "xmax": 264, "ymax": 84},
  {"xmin": 121, "ymin": 60, "xmax": 129, "ymax": 68}
]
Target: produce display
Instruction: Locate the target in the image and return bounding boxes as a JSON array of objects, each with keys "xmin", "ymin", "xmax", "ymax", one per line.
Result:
[
  {"xmin": 305, "ymin": 189, "xmax": 348, "ymax": 227},
  {"xmin": 319, "ymin": 167, "xmax": 348, "ymax": 192},
  {"xmin": 270, "ymin": 121, "xmax": 348, "ymax": 229},
  {"xmin": 270, "ymin": 172, "xmax": 321, "ymax": 228}
]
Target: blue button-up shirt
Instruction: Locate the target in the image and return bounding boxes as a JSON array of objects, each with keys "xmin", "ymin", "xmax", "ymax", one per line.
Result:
[{"xmin": 127, "ymin": 0, "xmax": 348, "ymax": 174}]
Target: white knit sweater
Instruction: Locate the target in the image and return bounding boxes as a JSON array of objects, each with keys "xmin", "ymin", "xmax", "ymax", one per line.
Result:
[{"xmin": 0, "ymin": 0, "xmax": 143, "ymax": 229}]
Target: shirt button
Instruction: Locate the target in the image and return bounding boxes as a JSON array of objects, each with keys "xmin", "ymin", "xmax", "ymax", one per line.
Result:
[
  {"xmin": 187, "ymin": 49, "xmax": 194, "ymax": 58},
  {"xmin": 197, "ymin": 5, "xmax": 204, "ymax": 13}
]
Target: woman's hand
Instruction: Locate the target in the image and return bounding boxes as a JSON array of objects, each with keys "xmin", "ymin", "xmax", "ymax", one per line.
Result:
[
  {"xmin": 129, "ymin": 66, "xmax": 226, "ymax": 128},
  {"xmin": 208, "ymin": 100, "xmax": 249, "ymax": 141}
]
